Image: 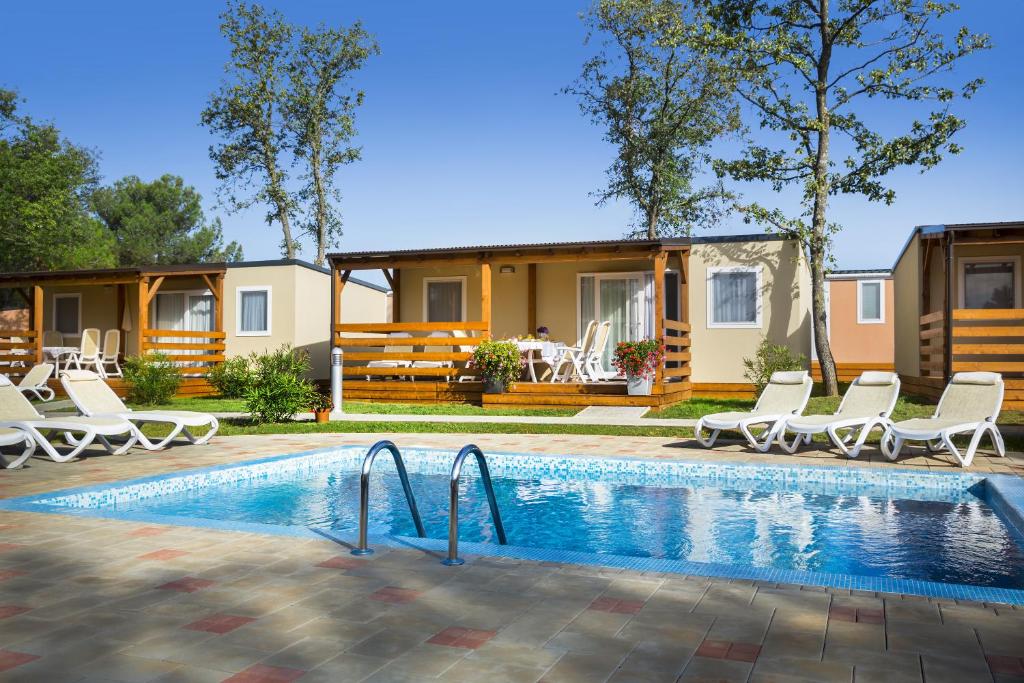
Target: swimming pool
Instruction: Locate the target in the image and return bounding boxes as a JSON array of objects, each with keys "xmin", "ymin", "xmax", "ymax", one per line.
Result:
[{"xmin": 4, "ymin": 445, "xmax": 1024, "ymax": 604}]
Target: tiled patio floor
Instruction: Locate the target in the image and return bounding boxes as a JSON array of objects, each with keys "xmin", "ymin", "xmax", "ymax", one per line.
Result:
[{"xmin": 0, "ymin": 433, "xmax": 1022, "ymax": 682}]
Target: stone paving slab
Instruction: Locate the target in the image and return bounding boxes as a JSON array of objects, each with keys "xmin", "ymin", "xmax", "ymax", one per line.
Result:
[{"xmin": 0, "ymin": 433, "xmax": 1020, "ymax": 681}]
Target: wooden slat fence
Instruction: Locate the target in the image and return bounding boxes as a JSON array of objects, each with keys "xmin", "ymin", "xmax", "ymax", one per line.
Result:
[
  {"xmin": 918, "ymin": 310, "xmax": 945, "ymax": 378},
  {"xmin": 0, "ymin": 329, "xmax": 37, "ymax": 378},
  {"xmin": 142, "ymin": 329, "xmax": 226, "ymax": 376},
  {"xmin": 950, "ymin": 309, "xmax": 1024, "ymax": 375},
  {"xmin": 662, "ymin": 319, "xmax": 691, "ymax": 380},
  {"xmin": 334, "ymin": 321, "xmax": 489, "ymax": 380}
]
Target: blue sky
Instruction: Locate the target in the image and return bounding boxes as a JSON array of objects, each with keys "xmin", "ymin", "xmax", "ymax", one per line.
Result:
[{"xmin": 3, "ymin": 1, "xmax": 1021, "ymax": 284}]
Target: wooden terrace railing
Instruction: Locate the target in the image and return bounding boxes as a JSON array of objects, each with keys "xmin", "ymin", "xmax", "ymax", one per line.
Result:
[
  {"xmin": 662, "ymin": 319, "xmax": 691, "ymax": 380},
  {"xmin": 0, "ymin": 329, "xmax": 37, "ymax": 378},
  {"xmin": 334, "ymin": 321, "xmax": 489, "ymax": 380},
  {"xmin": 142, "ymin": 329, "xmax": 226, "ymax": 376},
  {"xmin": 920, "ymin": 308, "xmax": 1024, "ymax": 378}
]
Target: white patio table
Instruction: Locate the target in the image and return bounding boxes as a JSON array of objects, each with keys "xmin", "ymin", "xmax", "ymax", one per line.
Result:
[
  {"xmin": 511, "ymin": 339, "xmax": 558, "ymax": 382},
  {"xmin": 44, "ymin": 346, "xmax": 78, "ymax": 367}
]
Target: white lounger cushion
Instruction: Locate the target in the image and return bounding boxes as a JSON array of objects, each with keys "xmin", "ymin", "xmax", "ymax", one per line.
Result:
[
  {"xmin": 857, "ymin": 371, "xmax": 897, "ymax": 386},
  {"xmin": 769, "ymin": 370, "xmax": 808, "ymax": 384},
  {"xmin": 951, "ymin": 371, "xmax": 1001, "ymax": 386}
]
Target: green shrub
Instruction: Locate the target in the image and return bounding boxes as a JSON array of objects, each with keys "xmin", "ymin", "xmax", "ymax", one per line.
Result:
[
  {"xmin": 471, "ymin": 339, "xmax": 523, "ymax": 388},
  {"xmin": 244, "ymin": 345, "xmax": 317, "ymax": 424},
  {"xmin": 123, "ymin": 353, "xmax": 181, "ymax": 405},
  {"xmin": 743, "ymin": 337, "xmax": 807, "ymax": 395},
  {"xmin": 209, "ymin": 355, "xmax": 251, "ymax": 398}
]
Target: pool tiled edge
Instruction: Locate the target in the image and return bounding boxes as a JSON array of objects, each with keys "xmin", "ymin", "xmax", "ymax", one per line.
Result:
[{"xmin": 2, "ymin": 444, "xmax": 1024, "ymax": 606}]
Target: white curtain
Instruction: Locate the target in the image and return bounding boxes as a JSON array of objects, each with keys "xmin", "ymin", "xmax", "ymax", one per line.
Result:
[
  {"xmin": 240, "ymin": 291, "xmax": 268, "ymax": 332},
  {"xmin": 426, "ymin": 281, "xmax": 462, "ymax": 322},
  {"xmin": 712, "ymin": 272, "xmax": 757, "ymax": 323},
  {"xmin": 154, "ymin": 293, "xmax": 186, "ymax": 331},
  {"xmin": 579, "ymin": 276, "xmax": 595, "ymax": 341}
]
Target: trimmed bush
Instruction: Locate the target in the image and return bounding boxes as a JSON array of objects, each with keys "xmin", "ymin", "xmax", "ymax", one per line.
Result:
[
  {"xmin": 209, "ymin": 355, "xmax": 251, "ymax": 398},
  {"xmin": 244, "ymin": 345, "xmax": 317, "ymax": 424},
  {"xmin": 743, "ymin": 336, "xmax": 807, "ymax": 395},
  {"xmin": 124, "ymin": 353, "xmax": 181, "ymax": 405}
]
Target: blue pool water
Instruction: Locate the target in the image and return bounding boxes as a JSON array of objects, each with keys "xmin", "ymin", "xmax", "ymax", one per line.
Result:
[{"xmin": 5, "ymin": 447, "xmax": 1024, "ymax": 601}]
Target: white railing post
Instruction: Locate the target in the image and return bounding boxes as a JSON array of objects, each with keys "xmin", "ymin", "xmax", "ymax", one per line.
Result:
[{"xmin": 329, "ymin": 346, "xmax": 344, "ymax": 419}]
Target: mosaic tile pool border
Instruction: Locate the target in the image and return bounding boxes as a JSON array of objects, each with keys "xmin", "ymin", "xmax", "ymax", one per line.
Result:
[{"xmin": 2, "ymin": 443, "xmax": 1023, "ymax": 606}]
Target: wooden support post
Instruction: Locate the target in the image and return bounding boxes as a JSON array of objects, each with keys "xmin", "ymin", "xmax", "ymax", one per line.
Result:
[
  {"xmin": 481, "ymin": 262, "xmax": 492, "ymax": 338},
  {"xmin": 392, "ymin": 269, "xmax": 401, "ymax": 323},
  {"xmin": 527, "ymin": 263, "xmax": 537, "ymax": 335},
  {"xmin": 145, "ymin": 276, "xmax": 165, "ymax": 305},
  {"xmin": 32, "ymin": 285, "xmax": 43, "ymax": 365},
  {"xmin": 116, "ymin": 284, "xmax": 126, "ymax": 353},
  {"xmin": 214, "ymin": 274, "xmax": 224, "ymax": 335},
  {"xmin": 653, "ymin": 251, "xmax": 667, "ymax": 385},
  {"xmin": 943, "ymin": 234, "xmax": 954, "ymax": 382},
  {"xmin": 137, "ymin": 277, "xmax": 149, "ymax": 356}
]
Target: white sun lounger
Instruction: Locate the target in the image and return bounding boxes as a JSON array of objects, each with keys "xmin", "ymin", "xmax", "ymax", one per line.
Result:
[
  {"xmin": 0, "ymin": 427, "xmax": 35, "ymax": 469},
  {"xmin": 695, "ymin": 370, "xmax": 813, "ymax": 453},
  {"xmin": 778, "ymin": 371, "xmax": 900, "ymax": 458},
  {"xmin": 61, "ymin": 370, "xmax": 219, "ymax": 450},
  {"xmin": 881, "ymin": 371, "xmax": 1005, "ymax": 468},
  {"xmin": 0, "ymin": 375, "xmax": 138, "ymax": 466},
  {"xmin": 16, "ymin": 363, "xmax": 56, "ymax": 402}
]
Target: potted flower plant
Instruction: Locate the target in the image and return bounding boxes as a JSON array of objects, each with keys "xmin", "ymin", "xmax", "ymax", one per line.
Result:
[
  {"xmin": 309, "ymin": 391, "xmax": 333, "ymax": 423},
  {"xmin": 536, "ymin": 326, "xmax": 549, "ymax": 340},
  {"xmin": 611, "ymin": 339, "xmax": 665, "ymax": 396},
  {"xmin": 471, "ymin": 339, "xmax": 523, "ymax": 393}
]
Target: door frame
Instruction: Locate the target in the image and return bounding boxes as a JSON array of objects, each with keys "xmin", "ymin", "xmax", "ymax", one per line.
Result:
[{"xmin": 575, "ymin": 269, "xmax": 680, "ymax": 342}]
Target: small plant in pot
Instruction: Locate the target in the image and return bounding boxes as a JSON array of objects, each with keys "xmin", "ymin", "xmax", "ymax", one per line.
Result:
[
  {"xmin": 309, "ymin": 391, "xmax": 333, "ymax": 423},
  {"xmin": 612, "ymin": 339, "xmax": 665, "ymax": 396},
  {"xmin": 471, "ymin": 339, "xmax": 523, "ymax": 393}
]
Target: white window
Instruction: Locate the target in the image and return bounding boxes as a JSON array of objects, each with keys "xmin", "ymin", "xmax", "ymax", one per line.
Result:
[
  {"xmin": 152, "ymin": 291, "xmax": 215, "ymax": 332},
  {"xmin": 707, "ymin": 267, "xmax": 762, "ymax": 328},
  {"xmin": 53, "ymin": 293, "xmax": 81, "ymax": 336},
  {"xmin": 959, "ymin": 256, "xmax": 1021, "ymax": 309},
  {"xmin": 236, "ymin": 286, "xmax": 271, "ymax": 336},
  {"xmin": 857, "ymin": 279, "xmax": 885, "ymax": 324},
  {"xmin": 423, "ymin": 277, "xmax": 466, "ymax": 322}
]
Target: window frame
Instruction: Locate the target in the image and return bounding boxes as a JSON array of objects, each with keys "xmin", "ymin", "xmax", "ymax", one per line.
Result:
[
  {"xmin": 856, "ymin": 279, "xmax": 886, "ymax": 324},
  {"xmin": 958, "ymin": 255, "xmax": 1022, "ymax": 309},
  {"xmin": 235, "ymin": 286, "xmax": 272, "ymax": 337},
  {"xmin": 422, "ymin": 276, "xmax": 467, "ymax": 322},
  {"xmin": 706, "ymin": 266, "xmax": 763, "ymax": 329},
  {"xmin": 52, "ymin": 293, "xmax": 82, "ymax": 336},
  {"xmin": 151, "ymin": 288, "xmax": 217, "ymax": 332}
]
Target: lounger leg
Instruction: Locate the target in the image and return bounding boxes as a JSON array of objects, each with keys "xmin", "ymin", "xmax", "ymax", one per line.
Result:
[
  {"xmin": 30, "ymin": 426, "xmax": 97, "ymax": 462},
  {"xmin": 741, "ymin": 420, "xmax": 775, "ymax": 453},
  {"xmin": 941, "ymin": 430, "xmax": 970, "ymax": 468},
  {"xmin": 1, "ymin": 436, "xmax": 35, "ymax": 469},
  {"xmin": 827, "ymin": 425, "xmax": 851, "ymax": 457},
  {"xmin": 694, "ymin": 420, "xmax": 719, "ymax": 448},
  {"xmin": 778, "ymin": 428, "xmax": 805, "ymax": 454},
  {"xmin": 133, "ymin": 421, "xmax": 185, "ymax": 450},
  {"xmin": 990, "ymin": 424, "xmax": 1006, "ymax": 457},
  {"xmin": 184, "ymin": 417, "xmax": 219, "ymax": 446},
  {"xmin": 845, "ymin": 421, "xmax": 878, "ymax": 460},
  {"xmin": 880, "ymin": 430, "xmax": 903, "ymax": 461}
]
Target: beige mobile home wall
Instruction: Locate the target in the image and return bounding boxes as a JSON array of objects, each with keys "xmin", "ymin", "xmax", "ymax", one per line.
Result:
[
  {"xmin": 892, "ymin": 233, "xmax": 921, "ymax": 378},
  {"xmin": 224, "ymin": 264, "xmax": 388, "ymax": 380},
  {"xmin": 688, "ymin": 240, "xmax": 811, "ymax": 385}
]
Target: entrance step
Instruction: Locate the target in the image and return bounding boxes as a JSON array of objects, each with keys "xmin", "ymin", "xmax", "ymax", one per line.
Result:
[{"xmin": 575, "ymin": 406, "xmax": 650, "ymax": 420}]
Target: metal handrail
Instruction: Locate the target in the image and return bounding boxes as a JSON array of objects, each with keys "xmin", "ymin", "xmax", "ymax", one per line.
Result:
[
  {"xmin": 351, "ymin": 440, "xmax": 426, "ymax": 556},
  {"xmin": 443, "ymin": 444, "xmax": 507, "ymax": 566}
]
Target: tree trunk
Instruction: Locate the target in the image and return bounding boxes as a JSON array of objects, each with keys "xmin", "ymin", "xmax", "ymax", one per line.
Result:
[
  {"xmin": 811, "ymin": 0, "xmax": 838, "ymax": 396},
  {"xmin": 645, "ymin": 204, "xmax": 659, "ymax": 240},
  {"xmin": 264, "ymin": 152, "xmax": 295, "ymax": 260},
  {"xmin": 310, "ymin": 141, "xmax": 329, "ymax": 267}
]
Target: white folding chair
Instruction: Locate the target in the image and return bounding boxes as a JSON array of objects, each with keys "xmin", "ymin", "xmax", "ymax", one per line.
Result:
[{"xmin": 98, "ymin": 329, "xmax": 122, "ymax": 378}]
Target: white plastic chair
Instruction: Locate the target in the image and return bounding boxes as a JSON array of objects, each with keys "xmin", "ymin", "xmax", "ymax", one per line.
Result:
[
  {"xmin": 584, "ymin": 321, "xmax": 613, "ymax": 382},
  {"xmin": 452, "ymin": 330, "xmax": 478, "ymax": 383},
  {"xmin": 536, "ymin": 321, "xmax": 596, "ymax": 383},
  {"xmin": 881, "ymin": 372, "xmax": 1005, "ymax": 468},
  {"xmin": 365, "ymin": 332, "xmax": 413, "ymax": 380},
  {"xmin": 695, "ymin": 371, "xmax": 814, "ymax": 453},
  {"xmin": 778, "ymin": 371, "xmax": 900, "ymax": 458},
  {"xmin": 67, "ymin": 328, "xmax": 101, "ymax": 374},
  {"xmin": 16, "ymin": 363, "xmax": 55, "ymax": 402},
  {"xmin": 98, "ymin": 329, "xmax": 122, "ymax": 378}
]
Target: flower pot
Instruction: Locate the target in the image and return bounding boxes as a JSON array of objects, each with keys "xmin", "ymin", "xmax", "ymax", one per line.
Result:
[
  {"xmin": 483, "ymin": 378, "xmax": 506, "ymax": 394},
  {"xmin": 626, "ymin": 374, "xmax": 652, "ymax": 396},
  {"xmin": 314, "ymin": 409, "xmax": 331, "ymax": 423}
]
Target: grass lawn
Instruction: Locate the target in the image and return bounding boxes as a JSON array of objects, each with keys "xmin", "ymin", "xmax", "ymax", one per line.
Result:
[{"xmin": 129, "ymin": 396, "xmax": 580, "ymax": 418}]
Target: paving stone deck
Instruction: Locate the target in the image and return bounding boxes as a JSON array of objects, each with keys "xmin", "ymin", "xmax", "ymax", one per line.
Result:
[{"xmin": 0, "ymin": 433, "xmax": 1021, "ymax": 682}]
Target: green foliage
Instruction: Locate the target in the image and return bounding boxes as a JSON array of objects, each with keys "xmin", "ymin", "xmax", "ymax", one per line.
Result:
[
  {"xmin": 471, "ymin": 340, "xmax": 523, "ymax": 388},
  {"xmin": 566, "ymin": 0, "xmax": 741, "ymax": 238},
  {"xmin": 611, "ymin": 338, "xmax": 665, "ymax": 380},
  {"xmin": 202, "ymin": 2, "xmax": 377, "ymax": 264},
  {"xmin": 742, "ymin": 337, "xmax": 807, "ymax": 395},
  {"xmin": 243, "ymin": 345, "xmax": 317, "ymax": 424},
  {"xmin": 123, "ymin": 353, "xmax": 182, "ymax": 405},
  {"xmin": 308, "ymin": 391, "xmax": 332, "ymax": 413},
  {"xmin": 0, "ymin": 89, "xmax": 117, "ymax": 272},
  {"xmin": 699, "ymin": 0, "xmax": 990, "ymax": 393},
  {"xmin": 92, "ymin": 174, "xmax": 243, "ymax": 266},
  {"xmin": 208, "ymin": 355, "xmax": 252, "ymax": 398}
]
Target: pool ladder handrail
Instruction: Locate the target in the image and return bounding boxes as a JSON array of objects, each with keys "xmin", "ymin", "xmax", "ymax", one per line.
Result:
[
  {"xmin": 351, "ymin": 440, "xmax": 426, "ymax": 556},
  {"xmin": 443, "ymin": 444, "xmax": 507, "ymax": 566}
]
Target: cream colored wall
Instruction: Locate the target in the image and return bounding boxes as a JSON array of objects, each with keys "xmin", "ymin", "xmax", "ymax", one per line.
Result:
[
  {"xmin": 827, "ymin": 278, "xmax": 895, "ymax": 364},
  {"xmin": 689, "ymin": 240, "xmax": 811, "ymax": 384},
  {"xmin": 224, "ymin": 264, "xmax": 388, "ymax": 380},
  {"xmin": 893, "ymin": 234, "xmax": 920, "ymax": 376}
]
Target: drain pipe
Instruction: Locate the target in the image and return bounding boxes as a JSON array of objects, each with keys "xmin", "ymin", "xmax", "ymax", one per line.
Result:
[{"xmin": 329, "ymin": 346, "xmax": 344, "ymax": 419}]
